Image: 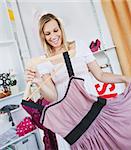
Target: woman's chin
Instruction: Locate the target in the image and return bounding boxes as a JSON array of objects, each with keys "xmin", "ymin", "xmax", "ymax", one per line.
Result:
[{"xmin": 52, "ymin": 43, "xmax": 61, "ymax": 49}]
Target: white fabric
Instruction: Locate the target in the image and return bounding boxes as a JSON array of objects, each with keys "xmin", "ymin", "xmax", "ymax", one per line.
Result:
[{"xmin": 37, "ymin": 61, "xmax": 53, "ymax": 75}]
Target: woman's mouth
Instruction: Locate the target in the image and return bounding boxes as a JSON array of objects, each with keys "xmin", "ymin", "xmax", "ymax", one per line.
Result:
[{"xmin": 50, "ymin": 36, "xmax": 60, "ymax": 45}]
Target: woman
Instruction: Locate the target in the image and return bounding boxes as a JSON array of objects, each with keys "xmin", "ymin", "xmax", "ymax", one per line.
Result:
[{"xmin": 25, "ymin": 13, "xmax": 131, "ymax": 150}]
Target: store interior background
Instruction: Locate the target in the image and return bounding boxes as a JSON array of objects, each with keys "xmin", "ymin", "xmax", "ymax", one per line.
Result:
[{"xmin": 0, "ymin": 0, "xmax": 126, "ymax": 149}]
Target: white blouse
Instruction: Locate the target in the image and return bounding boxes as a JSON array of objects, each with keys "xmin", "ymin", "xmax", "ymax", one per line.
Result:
[{"xmin": 37, "ymin": 40, "xmax": 98, "ymax": 101}]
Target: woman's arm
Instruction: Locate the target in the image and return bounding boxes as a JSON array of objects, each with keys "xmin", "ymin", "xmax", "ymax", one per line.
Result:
[
  {"xmin": 25, "ymin": 68, "xmax": 58, "ymax": 102},
  {"xmin": 36, "ymin": 73, "xmax": 58, "ymax": 102},
  {"xmin": 87, "ymin": 60, "xmax": 131, "ymax": 84}
]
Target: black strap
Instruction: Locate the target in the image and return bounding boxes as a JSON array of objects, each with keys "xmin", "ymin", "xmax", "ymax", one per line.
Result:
[
  {"xmin": 63, "ymin": 51, "xmax": 74, "ymax": 77},
  {"xmin": 22, "ymin": 100, "xmax": 44, "ymax": 112},
  {"xmin": 64, "ymin": 97, "xmax": 106, "ymax": 145}
]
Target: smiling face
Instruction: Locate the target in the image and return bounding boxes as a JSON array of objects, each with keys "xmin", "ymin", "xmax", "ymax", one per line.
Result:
[{"xmin": 43, "ymin": 19, "xmax": 62, "ymax": 50}]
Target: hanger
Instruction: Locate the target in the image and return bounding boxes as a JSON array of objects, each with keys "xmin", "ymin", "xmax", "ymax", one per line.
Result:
[{"xmin": 28, "ymin": 49, "xmax": 75, "ymax": 68}]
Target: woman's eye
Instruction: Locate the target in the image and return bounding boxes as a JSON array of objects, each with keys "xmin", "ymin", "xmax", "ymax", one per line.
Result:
[
  {"xmin": 45, "ymin": 33, "xmax": 50, "ymax": 36},
  {"xmin": 54, "ymin": 29, "xmax": 58, "ymax": 32}
]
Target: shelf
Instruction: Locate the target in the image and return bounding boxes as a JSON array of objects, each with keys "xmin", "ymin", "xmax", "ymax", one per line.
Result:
[
  {"xmin": 0, "ymin": 91, "xmax": 24, "ymax": 103},
  {"xmin": 0, "ymin": 129, "xmax": 39, "ymax": 150},
  {"xmin": 93, "ymin": 45, "xmax": 116, "ymax": 55},
  {"xmin": 0, "ymin": 40, "xmax": 16, "ymax": 47}
]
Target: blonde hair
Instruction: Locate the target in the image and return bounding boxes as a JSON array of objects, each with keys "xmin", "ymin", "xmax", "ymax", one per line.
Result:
[{"xmin": 39, "ymin": 13, "xmax": 69, "ymax": 57}]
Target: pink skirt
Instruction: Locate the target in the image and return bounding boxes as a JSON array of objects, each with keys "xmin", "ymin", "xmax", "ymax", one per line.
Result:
[{"xmin": 40, "ymin": 77, "xmax": 131, "ymax": 150}]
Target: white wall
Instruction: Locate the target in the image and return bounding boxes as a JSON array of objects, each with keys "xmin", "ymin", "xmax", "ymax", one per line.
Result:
[{"xmin": 16, "ymin": 0, "xmax": 114, "ymax": 57}]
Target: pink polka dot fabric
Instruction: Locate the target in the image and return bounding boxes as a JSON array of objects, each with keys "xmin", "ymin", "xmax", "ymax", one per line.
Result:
[{"xmin": 16, "ymin": 117, "xmax": 36, "ymax": 137}]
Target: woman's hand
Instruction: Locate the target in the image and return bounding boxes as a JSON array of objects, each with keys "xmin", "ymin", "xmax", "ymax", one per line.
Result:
[
  {"xmin": 123, "ymin": 76, "xmax": 131, "ymax": 84},
  {"xmin": 25, "ymin": 68, "xmax": 42, "ymax": 86}
]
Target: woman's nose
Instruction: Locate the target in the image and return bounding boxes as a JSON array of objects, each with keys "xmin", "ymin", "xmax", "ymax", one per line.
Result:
[{"xmin": 50, "ymin": 35, "xmax": 58, "ymax": 40}]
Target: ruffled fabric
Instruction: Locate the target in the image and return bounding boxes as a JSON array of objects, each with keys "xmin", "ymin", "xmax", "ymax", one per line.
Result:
[
  {"xmin": 71, "ymin": 82, "xmax": 131, "ymax": 150},
  {"xmin": 41, "ymin": 78, "xmax": 131, "ymax": 150}
]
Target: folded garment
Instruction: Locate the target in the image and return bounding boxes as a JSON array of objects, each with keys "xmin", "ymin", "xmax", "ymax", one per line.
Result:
[{"xmin": 0, "ymin": 127, "xmax": 18, "ymax": 148}]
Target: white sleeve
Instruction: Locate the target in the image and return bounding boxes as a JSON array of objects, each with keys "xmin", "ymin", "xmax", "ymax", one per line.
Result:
[
  {"xmin": 36, "ymin": 61, "xmax": 53, "ymax": 75},
  {"xmin": 76, "ymin": 40, "xmax": 96, "ymax": 64}
]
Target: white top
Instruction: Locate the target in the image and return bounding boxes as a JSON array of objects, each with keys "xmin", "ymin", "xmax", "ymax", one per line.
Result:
[{"xmin": 37, "ymin": 40, "xmax": 98, "ymax": 100}]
